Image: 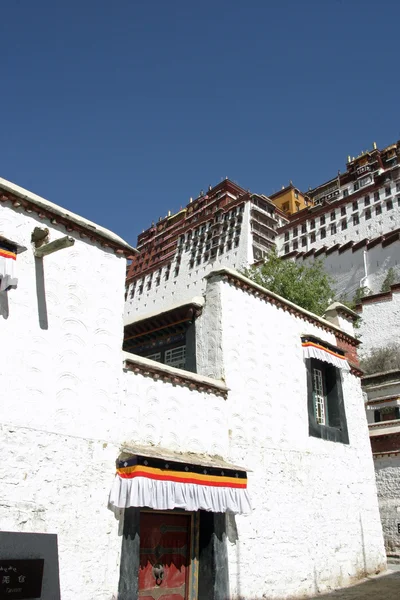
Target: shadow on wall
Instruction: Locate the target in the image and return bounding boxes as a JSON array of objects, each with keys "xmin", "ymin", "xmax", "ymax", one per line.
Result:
[
  {"xmin": 35, "ymin": 256, "xmax": 48, "ymax": 330},
  {"xmin": 0, "ymin": 290, "xmax": 9, "ymax": 318}
]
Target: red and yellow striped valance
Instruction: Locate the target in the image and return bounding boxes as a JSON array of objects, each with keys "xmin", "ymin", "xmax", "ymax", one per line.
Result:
[
  {"xmin": 117, "ymin": 463, "xmax": 247, "ymax": 489},
  {"xmin": 302, "ymin": 337, "xmax": 349, "ymax": 370},
  {"xmin": 0, "ymin": 248, "xmax": 16, "ymax": 260},
  {"xmin": 109, "ymin": 453, "xmax": 251, "ymax": 514}
]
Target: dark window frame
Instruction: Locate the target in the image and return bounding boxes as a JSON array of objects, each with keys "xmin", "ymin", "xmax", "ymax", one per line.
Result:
[{"xmin": 306, "ymin": 358, "xmax": 349, "ymax": 444}]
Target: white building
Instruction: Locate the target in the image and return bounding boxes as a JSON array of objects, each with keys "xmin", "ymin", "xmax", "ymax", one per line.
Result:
[
  {"xmin": 278, "ymin": 142, "xmax": 400, "ymax": 256},
  {"xmin": 124, "ymin": 179, "xmax": 288, "ymax": 322},
  {"xmin": 363, "ymin": 370, "xmax": 400, "ymax": 556},
  {"xmin": 0, "ymin": 177, "xmax": 387, "ymax": 599}
]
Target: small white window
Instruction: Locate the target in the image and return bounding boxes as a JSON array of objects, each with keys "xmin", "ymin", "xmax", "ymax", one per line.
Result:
[
  {"xmin": 313, "ymin": 368, "xmax": 326, "ymax": 425},
  {"xmin": 165, "ymin": 346, "xmax": 186, "ymax": 369},
  {"xmin": 146, "ymin": 352, "xmax": 162, "ymax": 362}
]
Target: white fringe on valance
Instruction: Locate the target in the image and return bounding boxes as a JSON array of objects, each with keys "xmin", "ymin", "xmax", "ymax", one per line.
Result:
[
  {"xmin": 303, "ymin": 343, "xmax": 350, "ymax": 371},
  {"xmin": 0, "ymin": 255, "xmax": 17, "ymax": 292},
  {"xmin": 108, "ymin": 475, "xmax": 252, "ymax": 515}
]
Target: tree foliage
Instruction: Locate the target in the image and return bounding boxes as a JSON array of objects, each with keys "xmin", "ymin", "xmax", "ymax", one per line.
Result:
[
  {"xmin": 242, "ymin": 252, "xmax": 335, "ymax": 316},
  {"xmin": 380, "ymin": 267, "xmax": 397, "ymax": 293},
  {"xmin": 339, "ymin": 286, "xmax": 371, "ymax": 312},
  {"xmin": 360, "ymin": 344, "xmax": 400, "ymax": 375}
]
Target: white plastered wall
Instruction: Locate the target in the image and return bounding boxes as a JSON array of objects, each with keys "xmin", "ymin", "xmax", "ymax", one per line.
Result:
[
  {"xmin": 357, "ymin": 290, "xmax": 400, "ymax": 356},
  {"xmin": 0, "ymin": 202, "xmax": 230, "ymax": 600},
  {"xmin": 198, "ymin": 274, "xmax": 386, "ymax": 598},
  {"xmin": 374, "ymin": 455, "xmax": 400, "ymax": 555},
  {"xmin": 298, "ymin": 238, "xmax": 400, "ymax": 300}
]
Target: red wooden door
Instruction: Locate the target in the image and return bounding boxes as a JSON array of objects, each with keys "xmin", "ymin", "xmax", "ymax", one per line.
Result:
[{"xmin": 139, "ymin": 512, "xmax": 191, "ymax": 600}]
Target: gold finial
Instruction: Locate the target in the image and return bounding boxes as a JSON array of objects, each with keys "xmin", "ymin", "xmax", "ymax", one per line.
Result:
[
  {"xmin": 168, "ymin": 210, "xmax": 171, "ymax": 216},
  {"xmin": 373, "ymin": 141, "xmax": 377, "ymax": 150},
  {"xmin": 347, "ymin": 155, "xmax": 351, "ymax": 163}
]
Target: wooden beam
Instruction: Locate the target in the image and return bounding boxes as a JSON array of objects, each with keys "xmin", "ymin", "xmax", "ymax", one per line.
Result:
[{"xmin": 35, "ymin": 236, "xmax": 75, "ymax": 258}]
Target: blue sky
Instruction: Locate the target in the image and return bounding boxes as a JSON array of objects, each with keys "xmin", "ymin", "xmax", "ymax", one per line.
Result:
[{"xmin": 2, "ymin": 0, "xmax": 399, "ymax": 245}]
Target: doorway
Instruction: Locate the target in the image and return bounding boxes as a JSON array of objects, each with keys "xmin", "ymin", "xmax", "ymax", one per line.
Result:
[{"xmin": 139, "ymin": 511, "xmax": 198, "ymax": 600}]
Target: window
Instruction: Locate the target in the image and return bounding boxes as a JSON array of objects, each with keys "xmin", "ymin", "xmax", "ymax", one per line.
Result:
[
  {"xmin": 365, "ymin": 208, "xmax": 372, "ymax": 220},
  {"xmin": 294, "ymin": 191, "xmax": 299, "ymax": 199},
  {"xmin": 331, "ymin": 224, "xmax": 336, "ymax": 235},
  {"xmin": 353, "ymin": 214, "xmax": 359, "ymax": 226},
  {"xmin": 387, "ymin": 199, "xmax": 393, "ymax": 210},
  {"xmin": 310, "ymin": 232, "xmax": 316, "ymax": 243},
  {"xmin": 343, "ymin": 189, "xmax": 349, "ymax": 197},
  {"xmin": 219, "ymin": 245, "xmax": 224, "ymax": 255},
  {"xmin": 320, "ymin": 228, "xmax": 326, "ymax": 239},
  {"xmin": 310, "ymin": 219, "xmax": 315, "ymax": 230},
  {"xmin": 374, "ymin": 191, "xmax": 380, "ymax": 201},
  {"xmin": 307, "ymin": 358, "xmax": 349, "ymax": 444},
  {"xmin": 341, "ymin": 206, "xmax": 346, "ymax": 216},
  {"xmin": 376, "ymin": 205, "xmax": 382, "ymax": 215},
  {"xmin": 301, "ymin": 237, "xmax": 307, "ymax": 247},
  {"xmin": 330, "ymin": 211, "xmax": 336, "ymax": 221},
  {"xmin": 320, "ymin": 215, "xmax": 326, "ymax": 225},
  {"xmin": 385, "ymin": 186, "xmax": 391, "ymax": 197},
  {"xmin": 301, "ymin": 223, "xmax": 307, "ymax": 234},
  {"xmin": 285, "ymin": 232, "xmax": 290, "ymax": 241},
  {"xmin": 341, "ymin": 219, "xmax": 347, "ymax": 231},
  {"xmin": 293, "ymin": 240, "xmax": 298, "ymax": 250},
  {"xmin": 352, "ymin": 200, "xmax": 358, "ymax": 211},
  {"xmin": 354, "ymin": 182, "xmax": 359, "ymax": 192},
  {"xmin": 364, "ymin": 195, "xmax": 370, "ymax": 206},
  {"xmin": 146, "ymin": 352, "xmax": 162, "ymax": 362},
  {"xmin": 396, "ymin": 182, "xmax": 400, "ymax": 193},
  {"xmin": 165, "ymin": 346, "xmax": 186, "ymax": 369},
  {"xmin": 293, "ymin": 227, "xmax": 298, "ymax": 237},
  {"xmin": 284, "ymin": 244, "xmax": 290, "ymax": 254}
]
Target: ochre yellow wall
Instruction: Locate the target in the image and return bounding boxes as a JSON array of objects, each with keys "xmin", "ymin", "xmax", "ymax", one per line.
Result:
[{"xmin": 271, "ymin": 189, "xmax": 308, "ymax": 215}]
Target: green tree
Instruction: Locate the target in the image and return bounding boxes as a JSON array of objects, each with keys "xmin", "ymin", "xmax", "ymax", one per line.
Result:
[
  {"xmin": 380, "ymin": 267, "xmax": 397, "ymax": 293},
  {"xmin": 242, "ymin": 251, "xmax": 335, "ymax": 316},
  {"xmin": 360, "ymin": 344, "xmax": 400, "ymax": 374}
]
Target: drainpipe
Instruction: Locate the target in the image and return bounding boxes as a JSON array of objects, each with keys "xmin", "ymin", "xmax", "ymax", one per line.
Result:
[{"xmin": 360, "ymin": 249, "xmax": 368, "ymax": 289}]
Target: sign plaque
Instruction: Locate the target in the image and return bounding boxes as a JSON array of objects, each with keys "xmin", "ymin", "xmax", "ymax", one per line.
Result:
[{"xmin": 0, "ymin": 559, "xmax": 44, "ymax": 599}]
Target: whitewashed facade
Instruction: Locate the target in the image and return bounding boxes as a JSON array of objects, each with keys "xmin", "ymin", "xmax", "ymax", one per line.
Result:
[
  {"xmin": 363, "ymin": 371, "xmax": 400, "ymax": 556},
  {"xmin": 125, "ymin": 183, "xmax": 287, "ymax": 323},
  {"xmin": 298, "ymin": 235, "xmax": 400, "ymax": 300},
  {"xmin": 277, "ymin": 172, "xmax": 400, "ymax": 255},
  {"xmin": 0, "ymin": 180, "xmax": 386, "ymax": 599}
]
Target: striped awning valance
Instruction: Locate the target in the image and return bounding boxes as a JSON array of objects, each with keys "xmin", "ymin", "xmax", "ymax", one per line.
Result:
[
  {"xmin": 0, "ymin": 244, "xmax": 18, "ymax": 292},
  {"xmin": 109, "ymin": 452, "xmax": 251, "ymax": 515},
  {"xmin": 302, "ymin": 336, "xmax": 349, "ymax": 371}
]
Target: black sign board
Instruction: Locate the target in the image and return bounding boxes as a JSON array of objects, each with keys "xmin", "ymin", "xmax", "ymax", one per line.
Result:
[
  {"xmin": 0, "ymin": 560, "xmax": 44, "ymax": 599},
  {"xmin": 398, "ymin": 523, "xmax": 400, "ymax": 534}
]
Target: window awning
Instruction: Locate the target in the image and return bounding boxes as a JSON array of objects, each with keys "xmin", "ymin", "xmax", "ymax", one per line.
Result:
[
  {"xmin": 302, "ymin": 336, "xmax": 349, "ymax": 371},
  {"xmin": 0, "ymin": 241, "xmax": 18, "ymax": 292},
  {"xmin": 108, "ymin": 448, "xmax": 251, "ymax": 515}
]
